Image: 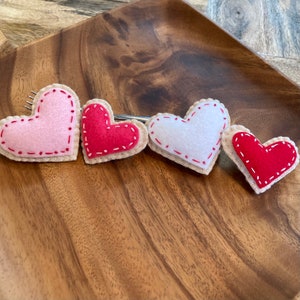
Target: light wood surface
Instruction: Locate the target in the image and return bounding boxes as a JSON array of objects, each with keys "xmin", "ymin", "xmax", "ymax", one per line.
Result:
[
  {"xmin": 206, "ymin": 0, "xmax": 300, "ymax": 87},
  {"xmin": 0, "ymin": 0, "xmax": 300, "ymax": 299}
]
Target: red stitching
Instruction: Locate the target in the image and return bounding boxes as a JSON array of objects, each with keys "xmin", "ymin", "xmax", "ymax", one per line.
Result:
[{"xmin": 155, "ymin": 138, "xmax": 162, "ymax": 145}]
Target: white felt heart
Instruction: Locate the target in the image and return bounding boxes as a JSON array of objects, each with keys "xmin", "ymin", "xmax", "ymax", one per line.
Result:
[
  {"xmin": 146, "ymin": 99, "xmax": 230, "ymax": 174},
  {"xmin": 0, "ymin": 84, "xmax": 81, "ymax": 162}
]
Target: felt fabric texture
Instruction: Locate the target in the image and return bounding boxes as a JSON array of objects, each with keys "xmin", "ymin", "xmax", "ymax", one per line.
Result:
[
  {"xmin": 81, "ymin": 99, "xmax": 148, "ymax": 164},
  {"xmin": 146, "ymin": 99, "xmax": 230, "ymax": 174},
  {"xmin": 222, "ymin": 125, "xmax": 299, "ymax": 194},
  {"xmin": 0, "ymin": 84, "xmax": 81, "ymax": 162}
]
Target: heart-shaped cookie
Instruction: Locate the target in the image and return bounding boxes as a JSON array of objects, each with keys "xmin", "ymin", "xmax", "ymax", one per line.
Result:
[
  {"xmin": 0, "ymin": 84, "xmax": 81, "ymax": 162},
  {"xmin": 222, "ymin": 125, "xmax": 299, "ymax": 194},
  {"xmin": 146, "ymin": 99, "xmax": 230, "ymax": 174},
  {"xmin": 81, "ymin": 99, "xmax": 148, "ymax": 164}
]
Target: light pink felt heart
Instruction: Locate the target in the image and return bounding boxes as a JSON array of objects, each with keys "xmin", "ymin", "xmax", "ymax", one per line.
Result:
[
  {"xmin": 0, "ymin": 84, "xmax": 81, "ymax": 162},
  {"xmin": 146, "ymin": 99, "xmax": 230, "ymax": 174}
]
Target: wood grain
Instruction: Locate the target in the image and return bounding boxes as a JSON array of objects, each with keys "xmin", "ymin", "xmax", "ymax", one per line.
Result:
[
  {"xmin": 1, "ymin": 0, "xmax": 299, "ymax": 86},
  {"xmin": 207, "ymin": 0, "xmax": 300, "ymax": 86},
  {"xmin": 0, "ymin": 0, "xmax": 203, "ymax": 47},
  {"xmin": 0, "ymin": 0, "xmax": 300, "ymax": 299},
  {"xmin": 207, "ymin": 0, "xmax": 300, "ymax": 242},
  {"xmin": 0, "ymin": 30, "xmax": 14, "ymax": 58},
  {"xmin": 207, "ymin": 0, "xmax": 300, "ymax": 57}
]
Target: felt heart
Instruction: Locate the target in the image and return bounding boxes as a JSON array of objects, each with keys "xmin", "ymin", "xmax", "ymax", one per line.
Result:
[
  {"xmin": 0, "ymin": 84, "xmax": 81, "ymax": 162},
  {"xmin": 222, "ymin": 125, "xmax": 299, "ymax": 194},
  {"xmin": 146, "ymin": 99, "xmax": 230, "ymax": 174},
  {"xmin": 81, "ymin": 99, "xmax": 148, "ymax": 164}
]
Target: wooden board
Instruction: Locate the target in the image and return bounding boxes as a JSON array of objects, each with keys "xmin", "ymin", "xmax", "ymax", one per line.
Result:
[{"xmin": 0, "ymin": 0, "xmax": 299, "ymax": 298}]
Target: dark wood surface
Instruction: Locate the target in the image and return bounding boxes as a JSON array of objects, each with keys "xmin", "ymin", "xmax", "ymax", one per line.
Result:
[{"xmin": 0, "ymin": 0, "xmax": 300, "ymax": 299}]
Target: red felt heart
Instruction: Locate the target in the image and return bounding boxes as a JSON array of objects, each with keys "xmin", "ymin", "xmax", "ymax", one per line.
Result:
[
  {"xmin": 81, "ymin": 100, "xmax": 148, "ymax": 164},
  {"xmin": 222, "ymin": 125, "xmax": 299, "ymax": 193},
  {"xmin": 233, "ymin": 132, "xmax": 298, "ymax": 189},
  {"xmin": 222, "ymin": 125, "xmax": 299, "ymax": 194}
]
